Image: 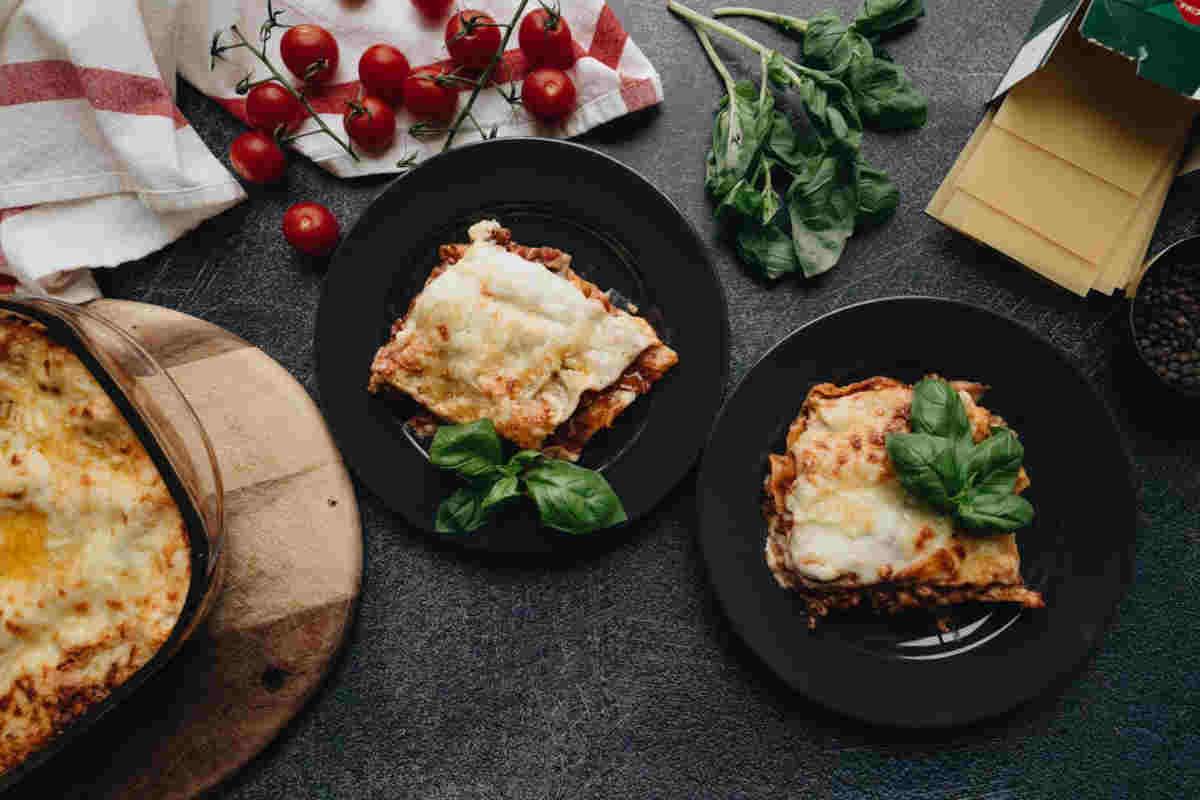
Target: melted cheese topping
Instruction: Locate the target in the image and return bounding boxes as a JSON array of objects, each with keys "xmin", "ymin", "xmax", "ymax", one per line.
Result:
[
  {"xmin": 781, "ymin": 384, "xmax": 956, "ymax": 582},
  {"xmin": 0, "ymin": 319, "xmax": 189, "ymax": 776},
  {"xmin": 372, "ymin": 220, "xmax": 657, "ymax": 449}
]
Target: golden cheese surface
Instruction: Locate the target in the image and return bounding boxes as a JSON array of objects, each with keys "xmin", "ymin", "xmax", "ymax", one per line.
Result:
[{"xmin": 0, "ymin": 317, "xmax": 189, "ymax": 776}]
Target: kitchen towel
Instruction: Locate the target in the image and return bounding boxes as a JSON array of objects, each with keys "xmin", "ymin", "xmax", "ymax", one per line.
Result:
[
  {"xmin": 0, "ymin": 0, "xmax": 247, "ymax": 301},
  {"xmin": 0, "ymin": 0, "xmax": 661, "ymax": 300},
  {"xmin": 185, "ymin": 0, "xmax": 664, "ymax": 177}
]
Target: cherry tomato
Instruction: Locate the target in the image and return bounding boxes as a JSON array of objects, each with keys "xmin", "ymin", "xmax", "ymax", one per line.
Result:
[
  {"xmin": 518, "ymin": 7, "xmax": 575, "ymax": 69},
  {"xmin": 445, "ymin": 10, "xmax": 502, "ymax": 70},
  {"xmin": 411, "ymin": 0, "xmax": 453, "ymax": 17},
  {"xmin": 229, "ymin": 131, "xmax": 287, "ymax": 183},
  {"xmin": 283, "ymin": 202, "xmax": 340, "ymax": 256},
  {"xmin": 522, "ymin": 68, "xmax": 576, "ymax": 122},
  {"xmin": 343, "ymin": 96, "xmax": 396, "ymax": 153},
  {"xmin": 245, "ymin": 82, "xmax": 307, "ymax": 134},
  {"xmin": 280, "ymin": 24, "xmax": 339, "ymax": 84},
  {"xmin": 402, "ymin": 66, "xmax": 459, "ymax": 118},
  {"xmin": 358, "ymin": 44, "xmax": 411, "ymax": 106}
]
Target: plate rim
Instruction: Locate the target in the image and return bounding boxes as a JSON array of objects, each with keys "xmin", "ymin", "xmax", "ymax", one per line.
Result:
[
  {"xmin": 315, "ymin": 136, "xmax": 731, "ymax": 551},
  {"xmin": 695, "ymin": 294, "xmax": 1138, "ymax": 727}
]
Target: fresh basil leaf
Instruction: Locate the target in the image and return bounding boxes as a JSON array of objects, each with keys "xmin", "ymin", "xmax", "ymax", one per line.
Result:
[
  {"xmin": 429, "ymin": 419, "xmax": 504, "ymax": 481},
  {"xmin": 767, "ymin": 53, "xmax": 863, "ymax": 157},
  {"xmin": 846, "ymin": 56, "xmax": 927, "ymax": 130},
  {"xmin": 735, "ymin": 221, "xmax": 799, "ymax": 280},
  {"xmin": 716, "ymin": 178, "xmax": 760, "ymax": 221},
  {"xmin": 803, "ymin": 10, "xmax": 872, "ymax": 76},
  {"xmin": 909, "ymin": 377, "xmax": 970, "ymax": 441},
  {"xmin": 523, "ymin": 459, "xmax": 627, "ymax": 534},
  {"xmin": 854, "ymin": 158, "xmax": 899, "ymax": 228},
  {"xmin": 965, "ymin": 427, "xmax": 1024, "ymax": 496},
  {"xmin": 885, "ymin": 432, "xmax": 956, "ymax": 512},
  {"xmin": 505, "ymin": 449, "xmax": 543, "ymax": 475},
  {"xmin": 717, "ymin": 159, "xmax": 780, "ymax": 227},
  {"xmin": 956, "ymin": 491, "xmax": 1034, "ymax": 533},
  {"xmin": 852, "ymin": 0, "xmax": 925, "ymax": 40},
  {"xmin": 480, "ymin": 475, "xmax": 522, "ymax": 515},
  {"xmin": 785, "ymin": 155, "xmax": 857, "ymax": 278},
  {"xmin": 765, "ymin": 111, "xmax": 823, "ymax": 177},
  {"xmin": 435, "ymin": 486, "xmax": 490, "ymax": 533},
  {"xmin": 759, "ymin": 166, "xmax": 782, "ymax": 224},
  {"xmin": 705, "ymin": 80, "xmax": 774, "ymax": 199}
]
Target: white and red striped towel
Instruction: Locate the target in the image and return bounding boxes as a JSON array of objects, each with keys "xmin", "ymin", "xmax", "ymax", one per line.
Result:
[
  {"xmin": 0, "ymin": 0, "xmax": 247, "ymax": 301},
  {"xmin": 0, "ymin": 0, "xmax": 663, "ymax": 300}
]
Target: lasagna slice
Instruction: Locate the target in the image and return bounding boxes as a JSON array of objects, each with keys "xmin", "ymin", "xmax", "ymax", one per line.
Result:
[
  {"xmin": 763, "ymin": 376, "xmax": 1043, "ymax": 628},
  {"xmin": 368, "ymin": 220, "xmax": 678, "ymax": 460}
]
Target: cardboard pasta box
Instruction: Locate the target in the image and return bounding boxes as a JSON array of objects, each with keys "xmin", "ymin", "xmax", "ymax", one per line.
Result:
[{"xmin": 927, "ymin": 0, "xmax": 1200, "ymax": 297}]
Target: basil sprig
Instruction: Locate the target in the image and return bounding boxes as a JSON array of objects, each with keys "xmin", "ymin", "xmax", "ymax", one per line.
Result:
[
  {"xmin": 429, "ymin": 420, "xmax": 627, "ymax": 535},
  {"xmin": 885, "ymin": 378, "xmax": 1034, "ymax": 534},
  {"xmin": 670, "ymin": 0, "xmax": 926, "ymax": 281}
]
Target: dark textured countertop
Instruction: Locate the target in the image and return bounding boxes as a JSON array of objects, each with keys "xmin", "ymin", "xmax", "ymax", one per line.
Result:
[{"xmin": 26, "ymin": 0, "xmax": 1200, "ymax": 796}]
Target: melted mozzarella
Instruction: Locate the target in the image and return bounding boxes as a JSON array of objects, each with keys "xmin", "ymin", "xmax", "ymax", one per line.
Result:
[
  {"xmin": 0, "ymin": 320, "xmax": 188, "ymax": 776},
  {"xmin": 782, "ymin": 384, "xmax": 960, "ymax": 583},
  {"xmin": 376, "ymin": 220, "xmax": 656, "ymax": 448}
]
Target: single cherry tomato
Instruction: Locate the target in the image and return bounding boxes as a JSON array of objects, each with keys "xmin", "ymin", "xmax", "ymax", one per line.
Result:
[
  {"xmin": 411, "ymin": 0, "xmax": 453, "ymax": 17},
  {"xmin": 343, "ymin": 96, "xmax": 396, "ymax": 153},
  {"xmin": 283, "ymin": 202, "xmax": 340, "ymax": 256},
  {"xmin": 522, "ymin": 68, "xmax": 576, "ymax": 121},
  {"xmin": 402, "ymin": 66, "xmax": 459, "ymax": 118},
  {"xmin": 280, "ymin": 24, "xmax": 339, "ymax": 84},
  {"xmin": 518, "ymin": 6, "xmax": 575, "ymax": 69},
  {"xmin": 229, "ymin": 131, "xmax": 287, "ymax": 183},
  {"xmin": 445, "ymin": 10, "xmax": 502, "ymax": 70},
  {"xmin": 245, "ymin": 82, "xmax": 307, "ymax": 134},
  {"xmin": 358, "ymin": 44, "xmax": 411, "ymax": 106}
]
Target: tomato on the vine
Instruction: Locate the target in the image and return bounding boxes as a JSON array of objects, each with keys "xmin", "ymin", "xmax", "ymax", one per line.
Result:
[
  {"xmin": 358, "ymin": 44, "xmax": 411, "ymax": 106},
  {"xmin": 343, "ymin": 96, "xmax": 396, "ymax": 153},
  {"xmin": 283, "ymin": 202, "xmax": 340, "ymax": 256},
  {"xmin": 522, "ymin": 68, "xmax": 576, "ymax": 121},
  {"xmin": 411, "ymin": 0, "xmax": 453, "ymax": 18},
  {"xmin": 229, "ymin": 131, "xmax": 287, "ymax": 183},
  {"xmin": 402, "ymin": 66, "xmax": 459, "ymax": 118},
  {"xmin": 445, "ymin": 10, "xmax": 502, "ymax": 70},
  {"xmin": 518, "ymin": 6, "xmax": 575, "ymax": 69},
  {"xmin": 280, "ymin": 24, "xmax": 339, "ymax": 84},
  {"xmin": 245, "ymin": 82, "xmax": 307, "ymax": 134}
]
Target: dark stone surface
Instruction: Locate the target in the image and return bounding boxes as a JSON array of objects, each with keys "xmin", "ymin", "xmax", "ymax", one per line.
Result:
[{"xmin": 44, "ymin": 0, "xmax": 1200, "ymax": 796}]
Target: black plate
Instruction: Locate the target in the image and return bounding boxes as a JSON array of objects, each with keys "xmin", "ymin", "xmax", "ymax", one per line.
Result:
[
  {"xmin": 316, "ymin": 138, "xmax": 729, "ymax": 554},
  {"xmin": 696, "ymin": 297, "xmax": 1136, "ymax": 727}
]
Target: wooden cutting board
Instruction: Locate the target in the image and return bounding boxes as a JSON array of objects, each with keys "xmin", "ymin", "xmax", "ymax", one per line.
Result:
[{"xmin": 13, "ymin": 300, "xmax": 363, "ymax": 799}]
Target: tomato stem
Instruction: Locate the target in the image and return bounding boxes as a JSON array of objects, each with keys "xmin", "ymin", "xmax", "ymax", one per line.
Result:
[
  {"xmin": 396, "ymin": 151, "xmax": 418, "ymax": 171},
  {"xmin": 442, "ymin": 0, "xmax": 531, "ymax": 151},
  {"xmin": 226, "ymin": 24, "xmax": 359, "ymax": 162},
  {"xmin": 278, "ymin": 128, "xmax": 327, "ymax": 144},
  {"xmin": 234, "ymin": 74, "xmax": 278, "ymax": 95}
]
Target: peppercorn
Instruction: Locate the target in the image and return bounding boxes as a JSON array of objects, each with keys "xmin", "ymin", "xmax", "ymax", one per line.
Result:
[{"xmin": 1134, "ymin": 257, "xmax": 1200, "ymax": 395}]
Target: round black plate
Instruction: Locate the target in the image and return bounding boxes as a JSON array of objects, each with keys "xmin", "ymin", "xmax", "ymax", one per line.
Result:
[
  {"xmin": 317, "ymin": 138, "xmax": 729, "ymax": 554},
  {"xmin": 696, "ymin": 297, "xmax": 1135, "ymax": 727}
]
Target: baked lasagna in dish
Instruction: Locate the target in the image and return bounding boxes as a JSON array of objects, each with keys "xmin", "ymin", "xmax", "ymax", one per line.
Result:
[
  {"xmin": 368, "ymin": 220, "xmax": 678, "ymax": 460},
  {"xmin": 763, "ymin": 376, "xmax": 1043, "ymax": 627},
  {"xmin": 0, "ymin": 317, "xmax": 189, "ymax": 776}
]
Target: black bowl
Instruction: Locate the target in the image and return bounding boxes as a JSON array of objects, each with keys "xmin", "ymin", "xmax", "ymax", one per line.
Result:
[{"xmin": 1129, "ymin": 234, "xmax": 1200, "ymax": 399}]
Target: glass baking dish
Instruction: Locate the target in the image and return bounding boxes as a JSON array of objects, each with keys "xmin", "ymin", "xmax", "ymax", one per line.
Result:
[{"xmin": 0, "ymin": 297, "xmax": 225, "ymax": 791}]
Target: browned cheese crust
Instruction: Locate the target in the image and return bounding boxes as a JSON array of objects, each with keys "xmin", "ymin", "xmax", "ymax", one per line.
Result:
[
  {"xmin": 762, "ymin": 376, "xmax": 1043, "ymax": 628},
  {"xmin": 0, "ymin": 317, "xmax": 189, "ymax": 775},
  {"xmin": 368, "ymin": 224, "xmax": 678, "ymax": 460}
]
